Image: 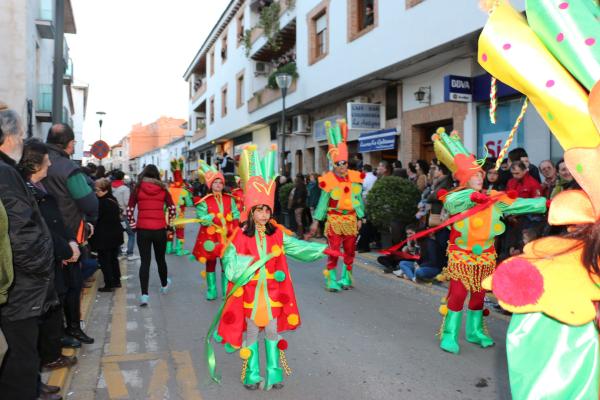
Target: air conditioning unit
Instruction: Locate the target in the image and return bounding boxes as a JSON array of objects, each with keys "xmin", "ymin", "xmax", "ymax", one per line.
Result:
[
  {"xmin": 292, "ymin": 115, "xmax": 311, "ymax": 135},
  {"xmin": 254, "ymin": 62, "xmax": 271, "ymax": 77}
]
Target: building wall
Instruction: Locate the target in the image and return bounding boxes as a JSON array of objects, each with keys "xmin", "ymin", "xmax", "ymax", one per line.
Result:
[{"xmin": 128, "ymin": 117, "xmax": 186, "ymax": 159}]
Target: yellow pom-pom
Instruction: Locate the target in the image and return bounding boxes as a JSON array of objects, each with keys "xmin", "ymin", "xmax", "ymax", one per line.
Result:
[
  {"xmin": 436, "ymin": 127, "xmax": 446, "ymax": 134},
  {"xmin": 199, "ymin": 257, "xmax": 207, "ymax": 264},
  {"xmin": 233, "ymin": 287, "xmax": 243, "ymax": 297},
  {"xmin": 439, "ymin": 305, "xmax": 448, "ymax": 316},
  {"xmin": 271, "ymin": 245, "xmax": 282, "ymax": 257},
  {"xmin": 200, "ymin": 270, "xmax": 207, "ymax": 279},
  {"xmin": 287, "ymin": 313, "xmax": 299, "ymax": 326},
  {"xmin": 226, "ymin": 214, "xmax": 233, "ymax": 222},
  {"xmin": 471, "ymin": 217, "xmax": 484, "ymax": 228},
  {"xmin": 239, "ymin": 347, "xmax": 252, "ymax": 360},
  {"xmin": 352, "ymin": 185, "xmax": 361, "ymax": 194},
  {"xmin": 323, "ymin": 269, "xmax": 329, "ymax": 277},
  {"xmin": 207, "ymin": 226, "xmax": 216, "ymax": 235}
]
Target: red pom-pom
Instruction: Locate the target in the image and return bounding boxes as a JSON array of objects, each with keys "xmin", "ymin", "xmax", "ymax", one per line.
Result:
[
  {"xmin": 319, "ymin": 181, "xmax": 326, "ymax": 188},
  {"xmin": 222, "ymin": 312, "xmax": 236, "ymax": 325},
  {"xmin": 506, "ymin": 190, "xmax": 518, "ymax": 199},
  {"xmin": 278, "ymin": 293, "xmax": 290, "ymax": 304},
  {"xmin": 360, "ymin": 172, "xmax": 366, "ymax": 179},
  {"xmin": 483, "ymin": 309, "xmax": 490, "ymax": 317},
  {"xmin": 437, "ymin": 189, "xmax": 448, "ymax": 200},
  {"xmin": 346, "ymin": 265, "xmax": 353, "ymax": 271},
  {"xmin": 492, "ymin": 258, "xmax": 544, "ymax": 307},
  {"xmin": 546, "ymin": 199, "xmax": 551, "ymax": 210},
  {"xmin": 277, "ymin": 339, "xmax": 288, "ymax": 350},
  {"xmin": 470, "ymin": 191, "xmax": 489, "ymax": 204},
  {"xmin": 344, "ymin": 186, "xmax": 350, "ymax": 193}
]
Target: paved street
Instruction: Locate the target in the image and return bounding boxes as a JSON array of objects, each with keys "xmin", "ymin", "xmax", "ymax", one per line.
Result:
[{"xmin": 68, "ymin": 224, "xmax": 510, "ymax": 400}]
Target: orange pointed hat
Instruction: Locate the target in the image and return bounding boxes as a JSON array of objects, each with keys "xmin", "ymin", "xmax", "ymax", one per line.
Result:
[
  {"xmin": 238, "ymin": 144, "xmax": 278, "ymax": 211},
  {"xmin": 325, "ymin": 119, "xmax": 349, "ymax": 165},
  {"xmin": 432, "ymin": 127, "xmax": 483, "ymax": 186},
  {"xmin": 198, "ymin": 160, "xmax": 224, "ymax": 190}
]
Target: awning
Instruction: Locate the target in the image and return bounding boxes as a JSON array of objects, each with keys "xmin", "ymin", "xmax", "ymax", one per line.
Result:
[{"xmin": 358, "ymin": 129, "xmax": 398, "ymax": 153}]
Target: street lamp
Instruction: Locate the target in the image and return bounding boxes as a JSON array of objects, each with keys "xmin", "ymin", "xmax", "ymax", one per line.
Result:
[
  {"xmin": 96, "ymin": 111, "xmax": 106, "ymax": 141},
  {"xmin": 275, "ymin": 73, "xmax": 292, "ymax": 176}
]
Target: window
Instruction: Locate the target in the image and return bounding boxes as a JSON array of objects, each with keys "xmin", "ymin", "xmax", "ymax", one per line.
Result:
[
  {"xmin": 221, "ymin": 35, "xmax": 228, "ymax": 62},
  {"xmin": 348, "ymin": 0, "xmax": 377, "ymax": 41},
  {"xmin": 210, "ymin": 50, "xmax": 215, "ymax": 76},
  {"xmin": 385, "ymin": 85, "xmax": 398, "ymax": 120},
  {"xmin": 222, "ymin": 86, "xmax": 228, "ymax": 117},
  {"xmin": 237, "ymin": 12, "xmax": 244, "ymax": 46},
  {"xmin": 236, "ymin": 71, "xmax": 245, "ymax": 108},
  {"xmin": 210, "ymin": 96, "xmax": 215, "ymax": 123},
  {"xmin": 196, "ymin": 117, "xmax": 205, "ymax": 130},
  {"xmin": 308, "ymin": 2, "xmax": 330, "ymax": 65}
]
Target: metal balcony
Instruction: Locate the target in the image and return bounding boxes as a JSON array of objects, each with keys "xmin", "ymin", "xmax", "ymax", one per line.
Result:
[{"xmin": 36, "ymin": 84, "xmax": 52, "ymax": 122}]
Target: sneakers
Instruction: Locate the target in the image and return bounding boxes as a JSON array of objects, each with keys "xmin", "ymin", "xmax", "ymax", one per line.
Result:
[
  {"xmin": 140, "ymin": 294, "xmax": 149, "ymax": 307},
  {"xmin": 160, "ymin": 278, "xmax": 172, "ymax": 295},
  {"xmin": 127, "ymin": 254, "xmax": 140, "ymax": 261}
]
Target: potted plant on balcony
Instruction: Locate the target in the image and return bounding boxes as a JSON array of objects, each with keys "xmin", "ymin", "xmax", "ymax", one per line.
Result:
[
  {"xmin": 267, "ymin": 62, "xmax": 298, "ymax": 89},
  {"xmin": 366, "ymin": 176, "xmax": 420, "ymax": 247}
]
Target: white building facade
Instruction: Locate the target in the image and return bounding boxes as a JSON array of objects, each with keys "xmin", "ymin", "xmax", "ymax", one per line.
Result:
[
  {"xmin": 0, "ymin": 0, "xmax": 79, "ymax": 141},
  {"xmin": 184, "ymin": 0, "xmax": 558, "ymax": 177}
]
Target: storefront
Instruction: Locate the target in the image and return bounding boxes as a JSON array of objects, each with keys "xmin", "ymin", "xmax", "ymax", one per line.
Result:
[{"xmin": 358, "ymin": 128, "xmax": 398, "ymax": 165}]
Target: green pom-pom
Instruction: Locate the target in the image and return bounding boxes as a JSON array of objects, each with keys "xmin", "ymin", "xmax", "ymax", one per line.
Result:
[
  {"xmin": 472, "ymin": 244, "xmax": 483, "ymax": 256},
  {"xmin": 213, "ymin": 332, "xmax": 223, "ymax": 343},
  {"xmin": 224, "ymin": 343, "xmax": 237, "ymax": 353},
  {"xmin": 274, "ymin": 270, "xmax": 286, "ymax": 282},
  {"xmin": 188, "ymin": 255, "xmax": 196, "ymax": 261},
  {"xmin": 576, "ymin": 163, "xmax": 583, "ymax": 174},
  {"xmin": 204, "ymin": 240, "xmax": 216, "ymax": 252}
]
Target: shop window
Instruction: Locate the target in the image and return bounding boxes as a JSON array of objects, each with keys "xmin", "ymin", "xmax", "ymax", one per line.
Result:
[
  {"xmin": 385, "ymin": 85, "xmax": 398, "ymax": 120},
  {"xmin": 210, "ymin": 96, "xmax": 215, "ymax": 123},
  {"xmin": 222, "ymin": 86, "xmax": 228, "ymax": 117},
  {"xmin": 236, "ymin": 72, "xmax": 245, "ymax": 108},
  {"xmin": 476, "ymin": 98, "xmax": 526, "ymax": 159},
  {"xmin": 308, "ymin": 2, "xmax": 329, "ymax": 65},
  {"xmin": 348, "ymin": 0, "xmax": 377, "ymax": 42}
]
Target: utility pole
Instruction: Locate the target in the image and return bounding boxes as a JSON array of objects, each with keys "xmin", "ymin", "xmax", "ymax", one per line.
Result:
[{"xmin": 52, "ymin": 0, "xmax": 65, "ymax": 124}]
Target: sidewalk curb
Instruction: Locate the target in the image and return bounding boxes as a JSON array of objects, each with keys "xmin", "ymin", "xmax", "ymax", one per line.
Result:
[
  {"xmin": 311, "ymin": 238, "xmax": 511, "ymax": 323},
  {"xmin": 47, "ymin": 269, "xmax": 100, "ymax": 396}
]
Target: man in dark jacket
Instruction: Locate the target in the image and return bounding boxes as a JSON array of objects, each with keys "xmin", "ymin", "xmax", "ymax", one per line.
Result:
[
  {"xmin": 0, "ymin": 107, "xmax": 55, "ymax": 400},
  {"xmin": 44, "ymin": 123, "xmax": 98, "ymax": 345}
]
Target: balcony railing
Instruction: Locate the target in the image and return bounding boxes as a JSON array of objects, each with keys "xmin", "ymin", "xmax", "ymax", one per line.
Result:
[
  {"xmin": 247, "ymin": 80, "xmax": 297, "ymax": 113},
  {"xmin": 191, "ymin": 80, "xmax": 207, "ymax": 102},
  {"xmin": 36, "ymin": 0, "xmax": 55, "ymax": 38},
  {"xmin": 192, "ymin": 127, "xmax": 207, "ymax": 142},
  {"xmin": 37, "ymin": 84, "xmax": 52, "ymax": 112}
]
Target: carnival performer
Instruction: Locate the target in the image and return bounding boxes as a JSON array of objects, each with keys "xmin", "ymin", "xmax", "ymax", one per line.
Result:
[
  {"xmin": 309, "ymin": 120, "xmax": 365, "ymax": 292},
  {"xmin": 475, "ymin": 1, "xmax": 600, "ymax": 398},
  {"xmin": 192, "ymin": 160, "xmax": 240, "ymax": 300},
  {"xmin": 205, "ymin": 144, "xmax": 341, "ymax": 390},
  {"xmin": 432, "ymin": 129, "xmax": 546, "ymax": 354},
  {"xmin": 167, "ymin": 158, "xmax": 194, "ymax": 256}
]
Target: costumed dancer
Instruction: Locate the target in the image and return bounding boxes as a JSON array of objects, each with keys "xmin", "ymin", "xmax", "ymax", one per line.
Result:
[
  {"xmin": 231, "ymin": 176, "xmax": 245, "ymax": 217},
  {"xmin": 309, "ymin": 119, "xmax": 365, "ymax": 292},
  {"xmin": 205, "ymin": 144, "xmax": 340, "ymax": 390},
  {"xmin": 432, "ymin": 129, "xmax": 546, "ymax": 354},
  {"xmin": 167, "ymin": 158, "xmax": 194, "ymax": 256},
  {"xmin": 192, "ymin": 160, "xmax": 240, "ymax": 300},
  {"xmin": 476, "ymin": 1, "xmax": 600, "ymax": 397}
]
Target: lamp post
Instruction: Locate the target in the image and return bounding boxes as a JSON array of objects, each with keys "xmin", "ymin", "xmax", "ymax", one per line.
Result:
[
  {"xmin": 96, "ymin": 111, "xmax": 106, "ymax": 164},
  {"xmin": 275, "ymin": 73, "xmax": 292, "ymax": 176}
]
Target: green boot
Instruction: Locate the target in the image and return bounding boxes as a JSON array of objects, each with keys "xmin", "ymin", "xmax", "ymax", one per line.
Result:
[
  {"xmin": 439, "ymin": 310, "xmax": 462, "ymax": 354},
  {"xmin": 337, "ymin": 267, "xmax": 353, "ymax": 289},
  {"xmin": 264, "ymin": 338, "xmax": 284, "ymax": 390},
  {"xmin": 166, "ymin": 241, "xmax": 174, "ymax": 254},
  {"xmin": 465, "ymin": 309, "xmax": 495, "ymax": 348},
  {"xmin": 221, "ymin": 272, "xmax": 228, "ymax": 297},
  {"xmin": 175, "ymin": 239, "xmax": 190, "ymax": 256},
  {"xmin": 206, "ymin": 272, "xmax": 217, "ymax": 301},
  {"xmin": 325, "ymin": 269, "xmax": 342, "ymax": 292},
  {"xmin": 242, "ymin": 341, "xmax": 263, "ymax": 389}
]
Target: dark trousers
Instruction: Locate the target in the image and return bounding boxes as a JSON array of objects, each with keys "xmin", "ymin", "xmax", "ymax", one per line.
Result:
[
  {"xmin": 38, "ymin": 306, "xmax": 63, "ymax": 365},
  {"xmin": 98, "ymin": 247, "xmax": 122, "ymax": 287},
  {"xmin": 137, "ymin": 229, "xmax": 168, "ymax": 295},
  {"xmin": 63, "ymin": 262, "xmax": 82, "ymax": 326},
  {"xmin": 0, "ymin": 316, "xmax": 40, "ymax": 400}
]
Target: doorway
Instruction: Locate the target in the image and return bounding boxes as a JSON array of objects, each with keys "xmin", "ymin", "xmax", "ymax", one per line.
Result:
[{"xmin": 416, "ymin": 120, "xmax": 452, "ymax": 161}]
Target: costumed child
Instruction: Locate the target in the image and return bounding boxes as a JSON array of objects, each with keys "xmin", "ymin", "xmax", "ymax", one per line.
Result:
[
  {"xmin": 433, "ymin": 129, "xmax": 546, "ymax": 354},
  {"xmin": 192, "ymin": 160, "xmax": 240, "ymax": 300},
  {"xmin": 476, "ymin": 1, "xmax": 600, "ymax": 398},
  {"xmin": 167, "ymin": 158, "xmax": 194, "ymax": 256},
  {"xmin": 309, "ymin": 119, "xmax": 365, "ymax": 292},
  {"xmin": 205, "ymin": 144, "xmax": 341, "ymax": 390}
]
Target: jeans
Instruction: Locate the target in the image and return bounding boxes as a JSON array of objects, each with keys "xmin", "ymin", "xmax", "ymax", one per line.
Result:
[
  {"xmin": 398, "ymin": 261, "xmax": 441, "ymax": 281},
  {"xmin": 137, "ymin": 229, "xmax": 168, "ymax": 295},
  {"xmin": 124, "ymin": 219, "xmax": 136, "ymax": 255}
]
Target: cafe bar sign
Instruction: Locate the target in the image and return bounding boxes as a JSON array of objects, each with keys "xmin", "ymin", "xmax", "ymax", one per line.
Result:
[{"xmin": 347, "ymin": 102, "xmax": 383, "ymax": 130}]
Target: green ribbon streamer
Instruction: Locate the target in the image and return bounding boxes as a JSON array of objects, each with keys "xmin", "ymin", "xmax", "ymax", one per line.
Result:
[{"xmin": 204, "ymin": 251, "xmax": 274, "ymax": 383}]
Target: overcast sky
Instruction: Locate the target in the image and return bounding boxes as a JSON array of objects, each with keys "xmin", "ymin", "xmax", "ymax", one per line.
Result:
[{"xmin": 69, "ymin": 0, "xmax": 225, "ymax": 148}]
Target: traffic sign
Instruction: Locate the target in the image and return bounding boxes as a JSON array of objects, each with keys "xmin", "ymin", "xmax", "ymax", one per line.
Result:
[{"xmin": 90, "ymin": 140, "xmax": 110, "ymax": 160}]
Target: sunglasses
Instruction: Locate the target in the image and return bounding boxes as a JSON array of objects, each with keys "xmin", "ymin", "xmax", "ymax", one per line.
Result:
[{"xmin": 335, "ymin": 161, "xmax": 348, "ymax": 167}]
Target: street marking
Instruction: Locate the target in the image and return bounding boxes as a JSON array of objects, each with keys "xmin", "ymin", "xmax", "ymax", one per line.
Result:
[
  {"xmin": 101, "ymin": 352, "xmax": 165, "ymax": 364},
  {"xmin": 172, "ymin": 351, "xmax": 203, "ymax": 400},
  {"xmin": 144, "ymin": 315, "xmax": 159, "ymax": 352},
  {"xmin": 103, "ymin": 363, "xmax": 129, "ymax": 399},
  {"xmin": 148, "ymin": 359, "xmax": 170, "ymax": 400},
  {"xmin": 109, "ymin": 263, "xmax": 128, "ymax": 355}
]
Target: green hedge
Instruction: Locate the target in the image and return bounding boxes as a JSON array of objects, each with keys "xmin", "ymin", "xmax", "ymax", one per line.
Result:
[{"xmin": 365, "ymin": 176, "xmax": 420, "ymax": 230}]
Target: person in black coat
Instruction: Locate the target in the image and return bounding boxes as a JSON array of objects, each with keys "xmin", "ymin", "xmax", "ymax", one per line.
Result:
[{"xmin": 90, "ymin": 178, "xmax": 124, "ymax": 292}]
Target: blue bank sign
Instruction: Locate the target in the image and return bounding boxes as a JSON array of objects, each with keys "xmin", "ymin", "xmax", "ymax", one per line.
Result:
[
  {"xmin": 444, "ymin": 75, "xmax": 473, "ymax": 102},
  {"xmin": 358, "ymin": 129, "xmax": 397, "ymax": 153}
]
